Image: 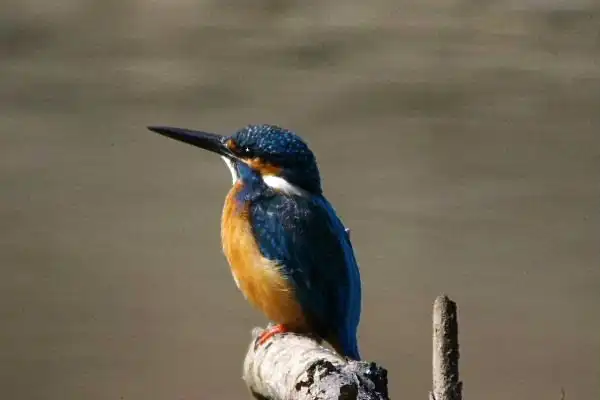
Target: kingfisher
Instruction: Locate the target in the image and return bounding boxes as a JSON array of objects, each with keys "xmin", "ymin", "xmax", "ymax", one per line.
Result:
[{"xmin": 148, "ymin": 124, "xmax": 362, "ymax": 360}]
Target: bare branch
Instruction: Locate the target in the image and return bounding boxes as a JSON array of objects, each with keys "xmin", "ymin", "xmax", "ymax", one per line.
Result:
[
  {"xmin": 243, "ymin": 328, "xmax": 389, "ymax": 400},
  {"xmin": 430, "ymin": 295, "xmax": 462, "ymax": 400}
]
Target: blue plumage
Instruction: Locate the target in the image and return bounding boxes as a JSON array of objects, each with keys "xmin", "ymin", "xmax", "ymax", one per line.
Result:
[
  {"xmin": 224, "ymin": 125, "xmax": 362, "ymax": 358},
  {"xmin": 250, "ymin": 189, "xmax": 362, "ymax": 359}
]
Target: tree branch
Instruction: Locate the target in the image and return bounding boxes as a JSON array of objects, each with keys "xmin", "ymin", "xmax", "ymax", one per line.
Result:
[
  {"xmin": 243, "ymin": 328, "xmax": 389, "ymax": 400},
  {"xmin": 430, "ymin": 295, "xmax": 462, "ymax": 400}
]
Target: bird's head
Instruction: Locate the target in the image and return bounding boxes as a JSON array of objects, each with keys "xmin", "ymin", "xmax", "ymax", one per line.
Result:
[{"xmin": 148, "ymin": 124, "xmax": 322, "ymax": 195}]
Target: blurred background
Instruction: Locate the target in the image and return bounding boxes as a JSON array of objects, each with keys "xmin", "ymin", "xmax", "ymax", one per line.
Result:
[{"xmin": 1, "ymin": 1, "xmax": 599, "ymax": 399}]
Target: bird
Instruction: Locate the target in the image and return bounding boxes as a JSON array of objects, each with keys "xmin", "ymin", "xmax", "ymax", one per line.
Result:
[{"xmin": 147, "ymin": 124, "xmax": 362, "ymax": 360}]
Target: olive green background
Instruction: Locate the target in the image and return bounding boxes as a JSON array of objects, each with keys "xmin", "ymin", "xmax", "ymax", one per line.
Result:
[{"xmin": 1, "ymin": 1, "xmax": 599, "ymax": 399}]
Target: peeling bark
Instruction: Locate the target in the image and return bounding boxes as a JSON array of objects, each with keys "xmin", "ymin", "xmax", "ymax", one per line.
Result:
[{"xmin": 243, "ymin": 328, "xmax": 388, "ymax": 400}]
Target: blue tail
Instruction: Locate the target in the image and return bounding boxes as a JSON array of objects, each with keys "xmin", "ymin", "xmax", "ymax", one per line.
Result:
[{"xmin": 341, "ymin": 336, "xmax": 361, "ymax": 360}]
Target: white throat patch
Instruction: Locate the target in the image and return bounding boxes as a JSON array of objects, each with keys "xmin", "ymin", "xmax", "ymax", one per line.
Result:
[
  {"xmin": 263, "ymin": 175, "xmax": 307, "ymax": 197},
  {"xmin": 221, "ymin": 156, "xmax": 238, "ymax": 184}
]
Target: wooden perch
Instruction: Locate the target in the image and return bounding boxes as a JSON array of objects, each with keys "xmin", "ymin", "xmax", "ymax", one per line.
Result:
[
  {"xmin": 430, "ymin": 295, "xmax": 462, "ymax": 400},
  {"xmin": 243, "ymin": 328, "xmax": 389, "ymax": 400},
  {"xmin": 242, "ymin": 295, "xmax": 462, "ymax": 400}
]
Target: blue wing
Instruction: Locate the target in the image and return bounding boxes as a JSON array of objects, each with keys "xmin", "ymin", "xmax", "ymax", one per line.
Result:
[{"xmin": 249, "ymin": 193, "xmax": 362, "ymax": 359}]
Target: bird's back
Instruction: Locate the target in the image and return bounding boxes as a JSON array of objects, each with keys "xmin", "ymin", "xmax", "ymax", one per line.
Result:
[{"xmin": 249, "ymin": 190, "xmax": 362, "ymax": 359}]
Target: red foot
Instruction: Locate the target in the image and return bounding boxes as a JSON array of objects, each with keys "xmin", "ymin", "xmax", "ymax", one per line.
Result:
[{"xmin": 256, "ymin": 324, "xmax": 288, "ymax": 347}]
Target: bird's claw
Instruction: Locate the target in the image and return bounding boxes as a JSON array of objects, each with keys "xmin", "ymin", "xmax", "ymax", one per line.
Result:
[{"xmin": 255, "ymin": 324, "xmax": 288, "ymax": 349}]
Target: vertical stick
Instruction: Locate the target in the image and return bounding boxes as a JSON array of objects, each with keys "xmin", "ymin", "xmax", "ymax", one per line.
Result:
[{"xmin": 430, "ymin": 295, "xmax": 462, "ymax": 400}]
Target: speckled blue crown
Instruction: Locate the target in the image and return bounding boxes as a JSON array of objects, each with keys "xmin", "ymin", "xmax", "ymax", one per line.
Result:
[{"xmin": 232, "ymin": 124, "xmax": 322, "ymax": 193}]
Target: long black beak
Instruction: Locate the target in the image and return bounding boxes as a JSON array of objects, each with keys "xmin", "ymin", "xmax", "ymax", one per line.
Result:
[{"xmin": 147, "ymin": 126, "xmax": 233, "ymax": 157}]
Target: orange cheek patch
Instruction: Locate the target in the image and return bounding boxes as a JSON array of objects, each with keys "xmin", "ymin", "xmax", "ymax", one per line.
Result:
[
  {"xmin": 245, "ymin": 157, "xmax": 282, "ymax": 176},
  {"xmin": 226, "ymin": 139, "xmax": 239, "ymax": 152}
]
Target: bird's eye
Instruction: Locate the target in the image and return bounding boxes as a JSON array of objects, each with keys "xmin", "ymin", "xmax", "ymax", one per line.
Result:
[{"xmin": 241, "ymin": 147, "xmax": 253, "ymax": 157}]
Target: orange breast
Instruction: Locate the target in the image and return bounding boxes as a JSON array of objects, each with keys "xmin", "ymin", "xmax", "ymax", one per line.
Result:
[{"xmin": 221, "ymin": 183, "xmax": 307, "ymax": 330}]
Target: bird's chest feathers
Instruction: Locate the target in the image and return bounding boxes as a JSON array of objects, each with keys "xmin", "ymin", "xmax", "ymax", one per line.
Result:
[{"xmin": 221, "ymin": 182, "xmax": 306, "ymax": 327}]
